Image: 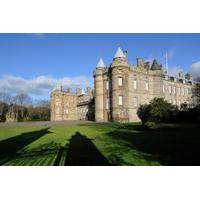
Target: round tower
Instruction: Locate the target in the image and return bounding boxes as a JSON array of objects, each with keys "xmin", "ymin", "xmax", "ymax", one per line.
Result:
[
  {"xmin": 93, "ymin": 58, "xmax": 106, "ymax": 122},
  {"xmin": 111, "ymin": 47, "xmax": 130, "ymax": 122}
]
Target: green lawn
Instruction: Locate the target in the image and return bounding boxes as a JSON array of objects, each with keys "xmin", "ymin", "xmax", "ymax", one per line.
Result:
[{"xmin": 0, "ymin": 122, "xmax": 200, "ymax": 166}]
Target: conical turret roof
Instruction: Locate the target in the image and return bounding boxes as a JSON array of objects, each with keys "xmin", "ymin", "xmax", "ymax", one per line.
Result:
[
  {"xmin": 114, "ymin": 47, "xmax": 125, "ymax": 58},
  {"xmin": 151, "ymin": 59, "xmax": 162, "ymax": 70},
  {"xmin": 96, "ymin": 58, "xmax": 106, "ymax": 68}
]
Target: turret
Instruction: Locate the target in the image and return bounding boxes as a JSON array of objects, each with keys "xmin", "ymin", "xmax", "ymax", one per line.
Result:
[
  {"xmin": 185, "ymin": 73, "xmax": 193, "ymax": 81},
  {"xmin": 93, "ymin": 58, "xmax": 106, "ymax": 122},
  {"xmin": 151, "ymin": 59, "xmax": 162, "ymax": 70},
  {"xmin": 111, "ymin": 47, "xmax": 129, "ymax": 68},
  {"xmin": 110, "ymin": 47, "xmax": 130, "ymax": 122}
]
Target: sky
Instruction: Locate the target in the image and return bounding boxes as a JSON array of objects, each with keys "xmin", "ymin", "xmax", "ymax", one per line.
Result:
[{"xmin": 0, "ymin": 33, "xmax": 200, "ymax": 100}]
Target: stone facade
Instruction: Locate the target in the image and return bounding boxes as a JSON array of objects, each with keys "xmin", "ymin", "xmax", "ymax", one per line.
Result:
[
  {"xmin": 93, "ymin": 47, "xmax": 195, "ymax": 122},
  {"xmin": 50, "ymin": 87, "xmax": 94, "ymax": 121},
  {"xmin": 51, "ymin": 47, "xmax": 195, "ymax": 122}
]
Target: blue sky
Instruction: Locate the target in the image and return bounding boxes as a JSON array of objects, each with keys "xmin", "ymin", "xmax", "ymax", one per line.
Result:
[{"xmin": 0, "ymin": 33, "xmax": 200, "ymax": 99}]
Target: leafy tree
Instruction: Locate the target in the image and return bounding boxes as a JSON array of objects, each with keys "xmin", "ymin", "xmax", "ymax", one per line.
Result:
[
  {"xmin": 137, "ymin": 104, "xmax": 150, "ymax": 125},
  {"xmin": 137, "ymin": 98, "xmax": 175, "ymax": 125},
  {"xmin": 192, "ymin": 82, "xmax": 200, "ymax": 106},
  {"xmin": 148, "ymin": 98, "xmax": 175, "ymax": 123}
]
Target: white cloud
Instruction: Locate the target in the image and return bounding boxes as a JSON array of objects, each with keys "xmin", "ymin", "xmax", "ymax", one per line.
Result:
[
  {"xmin": 0, "ymin": 75, "xmax": 93, "ymax": 97},
  {"xmin": 168, "ymin": 66, "xmax": 183, "ymax": 77},
  {"xmin": 32, "ymin": 33, "xmax": 45, "ymax": 37},
  {"xmin": 189, "ymin": 61, "xmax": 200, "ymax": 79}
]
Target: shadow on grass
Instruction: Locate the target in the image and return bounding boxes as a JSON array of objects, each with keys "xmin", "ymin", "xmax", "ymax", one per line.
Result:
[
  {"xmin": 0, "ymin": 128, "xmax": 51, "ymax": 165},
  {"xmin": 63, "ymin": 132, "xmax": 110, "ymax": 166},
  {"xmin": 107, "ymin": 123, "xmax": 200, "ymax": 166}
]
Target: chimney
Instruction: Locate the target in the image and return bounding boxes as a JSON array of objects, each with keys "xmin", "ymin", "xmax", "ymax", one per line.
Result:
[
  {"xmin": 76, "ymin": 88, "xmax": 82, "ymax": 95},
  {"xmin": 136, "ymin": 58, "xmax": 144, "ymax": 67},
  {"xmin": 86, "ymin": 87, "xmax": 92, "ymax": 95},
  {"xmin": 66, "ymin": 88, "xmax": 71, "ymax": 93}
]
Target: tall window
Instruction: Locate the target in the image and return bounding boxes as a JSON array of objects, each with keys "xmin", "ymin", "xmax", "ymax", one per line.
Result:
[
  {"xmin": 178, "ymin": 87, "xmax": 180, "ymax": 95},
  {"xmin": 118, "ymin": 77, "xmax": 123, "ymax": 86},
  {"xmin": 182, "ymin": 88, "xmax": 185, "ymax": 96},
  {"xmin": 106, "ymin": 98, "xmax": 109, "ymax": 109},
  {"xmin": 55, "ymin": 107, "xmax": 59, "ymax": 114},
  {"xmin": 106, "ymin": 81, "xmax": 109, "ymax": 90},
  {"xmin": 185, "ymin": 88, "xmax": 188, "ymax": 95},
  {"xmin": 145, "ymin": 81, "xmax": 149, "ymax": 91},
  {"xmin": 133, "ymin": 80, "xmax": 137, "ymax": 89},
  {"xmin": 133, "ymin": 97, "xmax": 137, "ymax": 107},
  {"xmin": 118, "ymin": 95, "xmax": 123, "ymax": 105},
  {"xmin": 173, "ymin": 86, "xmax": 176, "ymax": 94},
  {"xmin": 169, "ymin": 85, "xmax": 172, "ymax": 94},
  {"xmin": 163, "ymin": 85, "xmax": 165, "ymax": 93}
]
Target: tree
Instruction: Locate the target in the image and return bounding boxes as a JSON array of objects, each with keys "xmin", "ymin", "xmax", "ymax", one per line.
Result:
[
  {"xmin": 137, "ymin": 104, "xmax": 150, "ymax": 125},
  {"xmin": 137, "ymin": 98, "xmax": 175, "ymax": 125},
  {"xmin": 192, "ymin": 83, "xmax": 200, "ymax": 106},
  {"xmin": 0, "ymin": 92, "xmax": 12, "ymax": 104},
  {"xmin": 13, "ymin": 93, "xmax": 31, "ymax": 119}
]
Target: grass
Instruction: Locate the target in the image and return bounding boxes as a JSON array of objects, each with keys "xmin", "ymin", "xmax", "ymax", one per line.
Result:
[{"xmin": 0, "ymin": 122, "xmax": 200, "ymax": 166}]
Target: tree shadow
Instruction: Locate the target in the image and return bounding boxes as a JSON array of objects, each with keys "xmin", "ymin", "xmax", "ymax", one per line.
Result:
[
  {"xmin": 107, "ymin": 124, "xmax": 200, "ymax": 166},
  {"xmin": 64, "ymin": 132, "xmax": 110, "ymax": 166},
  {"xmin": 0, "ymin": 127, "xmax": 51, "ymax": 165}
]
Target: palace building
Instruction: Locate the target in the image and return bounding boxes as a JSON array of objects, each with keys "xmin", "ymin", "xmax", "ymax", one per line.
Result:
[{"xmin": 50, "ymin": 47, "xmax": 195, "ymax": 122}]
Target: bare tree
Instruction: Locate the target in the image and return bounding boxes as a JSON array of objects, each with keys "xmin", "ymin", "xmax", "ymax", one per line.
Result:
[
  {"xmin": 0, "ymin": 92, "xmax": 12, "ymax": 104},
  {"xmin": 13, "ymin": 93, "xmax": 32, "ymax": 119}
]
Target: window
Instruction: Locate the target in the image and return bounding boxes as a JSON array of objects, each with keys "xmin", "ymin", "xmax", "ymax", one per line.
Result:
[
  {"xmin": 173, "ymin": 86, "xmax": 176, "ymax": 94},
  {"xmin": 185, "ymin": 88, "xmax": 188, "ymax": 95},
  {"xmin": 106, "ymin": 81, "xmax": 109, "ymax": 90},
  {"xmin": 178, "ymin": 87, "xmax": 180, "ymax": 95},
  {"xmin": 55, "ymin": 107, "xmax": 59, "ymax": 114},
  {"xmin": 163, "ymin": 85, "xmax": 165, "ymax": 93},
  {"xmin": 66, "ymin": 109, "xmax": 69, "ymax": 114},
  {"xmin": 169, "ymin": 99, "xmax": 172, "ymax": 104},
  {"xmin": 145, "ymin": 81, "xmax": 149, "ymax": 91},
  {"xmin": 169, "ymin": 85, "xmax": 172, "ymax": 94},
  {"xmin": 106, "ymin": 98, "xmax": 109, "ymax": 109},
  {"xmin": 133, "ymin": 80, "xmax": 137, "ymax": 89},
  {"xmin": 133, "ymin": 97, "xmax": 137, "ymax": 107},
  {"xmin": 182, "ymin": 88, "xmax": 184, "ymax": 96},
  {"xmin": 118, "ymin": 95, "xmax": 123, "ymax": 105},
  {"xmin": 118, "ymin": 77, "xmax": 123, "ymax": 86}
]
